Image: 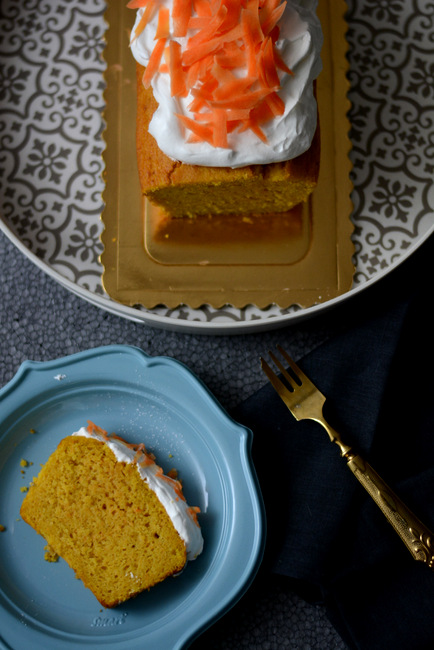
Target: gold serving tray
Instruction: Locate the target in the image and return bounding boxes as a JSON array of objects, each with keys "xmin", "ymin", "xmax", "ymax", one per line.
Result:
[{"xmin": 101, "ymin": 0, "xmax": 354, "ymax": 310}]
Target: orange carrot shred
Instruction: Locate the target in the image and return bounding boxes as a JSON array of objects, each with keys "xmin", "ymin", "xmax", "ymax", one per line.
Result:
[
  {"xmin": 86, "ymin": 420, "xmax": 109, "ymax": 437},
  {"xmin": 215, "ymin": 45, "xmax": 246, "ymax": 69},
  {"xmin": 213, "ymin": 108, "xmax": 228, "ymax": 148},
  {"xmin": 242, "ymin": 7, "xmax": 264, "ymax": 49},
  {"xmin": 264, "ymin": 90, "xmax": 285, "ymax": 116},
  {"xmin": 187, "ymin": 96, "xmax": 207, "ymax": 114},
  {"xmin": 159, "ymin": 44, "xmax": 171, "ymax": 73},
  {"xmin": 210, "ymin": 86, "xmax": 274, "ymax": 110},
  {"xmin": 212, "ymin": 76, "xmax": 256, "ymax": 101},
  {"xmin": 187, "ymin": 4, "xmax": 228, "ymax": 48},
  {"xmin": 127, "ymin": 0, "xmax": 153, "ymax": 8},
  {"xmin": 155, "ymin": 6, "xmax": 170, "ymax": 40},
  {"xmin": 274, "ymin": 46, "xmax": 293, "ymax": 75},
  {"xmin": 226, "ymin": 108, "xmax": 251, "ymax": 120},
  {"xmin": 219, "ymin": 0, "xmax": 242, "ymax": 32},
  {"xmin": 192, "ymin": 0, "xmax": 213, "ymax": 17},
  {"xmin": 258, "ymin": 36, "xmax": 280, "ymax": 88},
  {"xmin": 131, "ymin": 1, "xmax": 158, "ymax": 42},
  {"xmin": 187, "ymin": 506, "xmax": 201, "ymax": 526},
  {"xmin": 172, "ymin": 0, "xmax": 193, "ymax": 37},
  {"xmin": 188, "ymin": 16, "xmax": 210, "ymax": 30},
  {"xmin": 181, "ymin": 37, "xmax": 223, "ymax": 68},
  {"xmin": 128, "ymin": 0, "xmax": 291, "ymax": 145},
  {"xmin": 169, "ymin": 40, "xmax": 188, "ymax": 97},
  {"xmin": 177, "ymin": 114, "xmax": 214, "ymax": 145},
  {"xmin": 142, "ymin": 37, "xmax": 167, "ymax": 88},
  {"xmin": 261, "ymin": 1, "xmax": 286, "ymax": 35},
  {"xmin": 246, "ymin": 119, "xmax": 268, "ymax": 142}
]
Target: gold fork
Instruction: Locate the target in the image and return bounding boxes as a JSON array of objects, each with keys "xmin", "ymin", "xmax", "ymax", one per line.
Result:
[{"xmin": 261, "ymin": 345, "xmax": 434, "ymax": 569}]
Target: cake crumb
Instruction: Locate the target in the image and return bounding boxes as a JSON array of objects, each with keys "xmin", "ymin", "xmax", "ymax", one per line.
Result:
[
  {"xmin": 20, "ymin": 486, "xmax": 28, "ymax": 493},
  {"xmin": 0, "ymin": 525, "xmax": 5, "ymax": 532},
  {"xmin": 29, "ymin": 428, "xmax": 36, "ymax": 434},
  {"xmin": 20, "ymin": 459, "xmax": 29, "ymax": 467},
  {"xmin": 44, "ymin": 545, "xmax": 59, "ymax": 562}
]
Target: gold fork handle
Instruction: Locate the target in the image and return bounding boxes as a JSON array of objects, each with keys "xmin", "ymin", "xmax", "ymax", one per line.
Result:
[{"xmin": 346, "ymin": 454, "xmax": 434, "ymax": 568}]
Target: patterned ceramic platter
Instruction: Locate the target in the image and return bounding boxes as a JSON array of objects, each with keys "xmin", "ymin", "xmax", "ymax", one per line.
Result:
[{"xmin": 0, "ymin": 0, "xmax": 433, "ymax": 332}]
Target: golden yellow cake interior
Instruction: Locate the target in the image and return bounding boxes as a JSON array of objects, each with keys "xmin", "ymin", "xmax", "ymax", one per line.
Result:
[{"xmin": 20, "ymin": 435, "xmax": 187, "ymax": 608}]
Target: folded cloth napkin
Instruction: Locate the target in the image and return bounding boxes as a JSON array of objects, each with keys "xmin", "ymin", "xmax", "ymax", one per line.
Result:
[{"xmin": 232, "ymin": 234, "xmax": 434, "ymax": 650}]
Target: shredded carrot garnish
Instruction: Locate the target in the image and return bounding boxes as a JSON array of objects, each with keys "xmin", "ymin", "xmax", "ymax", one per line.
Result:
[
  {"xmin": 86, "ymin": 421, "xmax": 109, "ymax": 439},
  {"xmin": 213, "ymin": 108, "xmax": 228, "ymax": 148},
  {"xmin": 259, "ymin": 37, "xmax": 280, "ymax": 88},
  {"xmin": 127, "ymin": 0, "xmax": 154, "ymax": 8},
  {"xmin": 177, "ymin": 114, "xmax": 214, "ymax": 145},
  {"xmin": 169, "ymin": 40, "xmax": 188, "ymax": 97},
  {"xmin": 187, "ymin": 505, "xmax": 201, "ymax": 526},
  {"xmin": 129, "ymin": 0, "xmax": 292, "ymax": 145},
  {"xmin": 260, "ymin": 0, "xmax": 287, "ymax": 35},
  {"xmin": 131, "ymin": 0, "xmax": 158, "ymax": 42},
  {"xmin": 193, "ymin": 0, "xmax": 213, "ymax": 17},
  {"xmin": 142, "ymin": 37, "xmax": 167, "ymax": 88},
  {"xmin": 172, "ymin": 0, "xmax": 193, "ymax": 37},
  {"xmin": 138, "ymin": 453, "xmax": 155, "ymax": 467},
  {"xmin": 155, "ymin": 6, "xmax": 171, "ymax": 39}
]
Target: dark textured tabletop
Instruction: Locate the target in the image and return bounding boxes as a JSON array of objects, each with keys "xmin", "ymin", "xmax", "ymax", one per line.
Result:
[
  {"xmin": 2, "ymin": 1, "xmax": 433, "ymax": 646},
  {"xmin": 0, "ymin": 227, "xmax": 348, "ymax": 649}
]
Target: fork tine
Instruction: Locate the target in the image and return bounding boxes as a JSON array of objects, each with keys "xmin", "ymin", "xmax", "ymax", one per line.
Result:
[
  {"xmin": 268, "ymin": 350, "xmax": 298, "ymax": 391},
  {"xmin": 276, "ymin": 345, "xmax": 311, "ymax": 385},
  {"xmin": 260, "ymin": 357, "xmax": 293, "ymax": 397}
]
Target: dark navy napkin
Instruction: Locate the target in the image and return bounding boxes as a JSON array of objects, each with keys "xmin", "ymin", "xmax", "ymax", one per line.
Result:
[{"xmin": 233, "ymin": 234, "xmax": 434, "ymax": 650}]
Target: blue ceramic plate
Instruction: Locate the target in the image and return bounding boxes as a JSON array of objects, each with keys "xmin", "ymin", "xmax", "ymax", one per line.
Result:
[{"xmin": 0, "ymin": 345, "xmax": 265, "ymax": 650}]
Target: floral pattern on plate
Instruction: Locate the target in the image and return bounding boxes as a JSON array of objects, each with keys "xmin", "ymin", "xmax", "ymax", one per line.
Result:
[{"xmin": 0, "ymin": 0, "xmax": 433, "ymax": 327}]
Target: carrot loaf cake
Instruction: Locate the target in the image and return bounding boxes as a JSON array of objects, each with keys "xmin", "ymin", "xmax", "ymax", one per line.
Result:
[
  {"xmin": 129, "ymin": 0, "xmax": 323, "ymax": 219},
  {"xmin": 20, "ymin": 422, "xmax": 203, "ymax": 608}
]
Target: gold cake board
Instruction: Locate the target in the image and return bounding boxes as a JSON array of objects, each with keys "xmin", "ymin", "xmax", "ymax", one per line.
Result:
[{"xmin": 101, "ymin": 0, "xmax": 354, "ymax": 311}]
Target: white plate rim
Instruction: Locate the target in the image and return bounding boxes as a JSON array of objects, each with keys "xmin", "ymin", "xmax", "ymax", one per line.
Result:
[{"xmin": 2, "ymin": 218, "xmax": 433, "ymax": 334}]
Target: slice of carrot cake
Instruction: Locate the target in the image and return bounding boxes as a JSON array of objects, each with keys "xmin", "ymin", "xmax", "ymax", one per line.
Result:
[{"xmin": 20, "ymin": 422, "xmax": 203, "ymax": 608}]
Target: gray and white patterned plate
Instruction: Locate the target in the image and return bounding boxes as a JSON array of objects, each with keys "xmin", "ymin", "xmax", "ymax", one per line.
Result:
[{"xmin": 0, "ymin": 0, "xmax": 433, "ymax": 333}]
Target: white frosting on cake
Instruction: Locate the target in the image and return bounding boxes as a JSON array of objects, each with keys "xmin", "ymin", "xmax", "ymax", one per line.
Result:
[
  {"xmin": 73, "ymin": 426, "xmax": 204, "ymax": 561},
  {"xmin": 130, "ymin": 0, "xmax": 323, "ymax": 168}
]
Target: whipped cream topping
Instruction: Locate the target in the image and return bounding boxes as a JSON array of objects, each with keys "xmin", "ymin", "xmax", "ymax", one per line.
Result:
[
  {"xmin": 130, "ymin": 0, "xmax": 322, "ymax": 168},
  {"xmin": 73, "ymin": 426, "xmax": 204, "ymax": 561}
]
